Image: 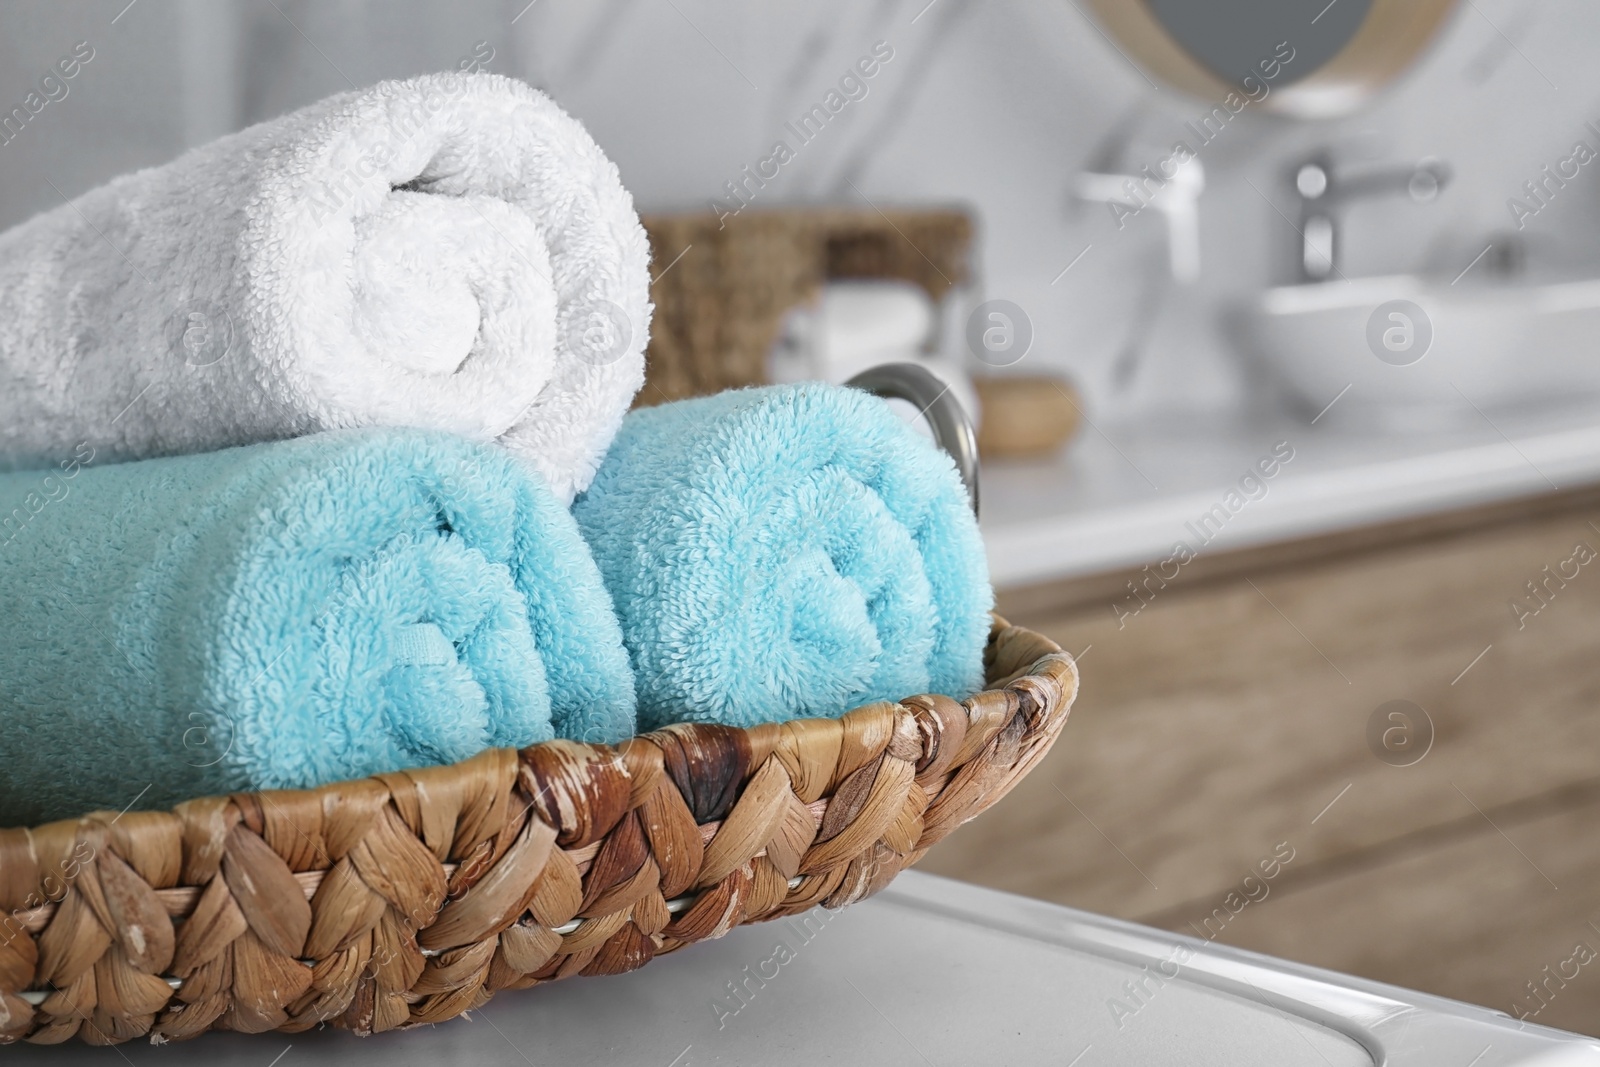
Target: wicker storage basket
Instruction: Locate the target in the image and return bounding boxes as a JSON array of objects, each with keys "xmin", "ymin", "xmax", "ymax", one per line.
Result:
[
  {"xmin": 639, "ymin": 208, "xmax": 974, "ymax": 405},
  {"xmin": 0, "ymin": 618, "xmax": 1075, "ymax": 1045}
]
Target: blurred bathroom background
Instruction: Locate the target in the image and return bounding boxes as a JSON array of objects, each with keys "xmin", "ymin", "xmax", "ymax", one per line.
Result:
[
  {"xmin": 5, "ymin": 0, "xmax": 1600, "ymax": 420},
  {"xmin": 8, "ymin": 0, "xmax": 1600, "ymax": 1036}
]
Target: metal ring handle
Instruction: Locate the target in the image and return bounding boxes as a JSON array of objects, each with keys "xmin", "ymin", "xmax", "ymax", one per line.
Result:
[{"xmin": 845, "ymin": 362, "xmax": 980, "ymax": 518}]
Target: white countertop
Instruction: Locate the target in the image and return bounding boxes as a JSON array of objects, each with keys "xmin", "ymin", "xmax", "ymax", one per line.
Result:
[
  {"xmin": 980, "ymin": 399, "xmax": 1600, "ymax": 590},
  {"xmin": 14, "ymin": 871, "xmax": 1594, "ymax": 1065}
]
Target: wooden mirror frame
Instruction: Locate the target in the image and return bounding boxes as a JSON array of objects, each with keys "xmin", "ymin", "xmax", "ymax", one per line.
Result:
[{"xmin": 1084, "ymin": 0, "xmax": 1460, "ymax": 119}]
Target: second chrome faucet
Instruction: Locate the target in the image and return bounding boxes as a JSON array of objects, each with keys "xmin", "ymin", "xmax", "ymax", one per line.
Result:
[{"xmin": 1292, "ymin": 154, "xmax": 1452, "ymax": 282}]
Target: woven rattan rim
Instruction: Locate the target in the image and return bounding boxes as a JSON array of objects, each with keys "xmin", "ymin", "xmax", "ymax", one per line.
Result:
[{"xmin": 0, "ymin": 615, "xmax": 1076, "ymax": 1044}]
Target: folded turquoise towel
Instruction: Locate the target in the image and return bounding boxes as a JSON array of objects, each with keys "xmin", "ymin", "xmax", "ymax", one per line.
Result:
[
  {"xmin": 573, "ymin": 383, "xmax": 993, "ymax": 731},
  {"xmin": 0, "ymin": 429, "xmax": 634, "ymax": 827}
]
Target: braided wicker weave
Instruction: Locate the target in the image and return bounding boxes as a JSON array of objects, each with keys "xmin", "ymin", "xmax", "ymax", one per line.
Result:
[
  {"xmin": 0, "ymin": 617, "xmax": 1075, "ymax": 1045},
  {"xmin": 638, "ymin": 209, "xmax": 974, "ymax": 405}
]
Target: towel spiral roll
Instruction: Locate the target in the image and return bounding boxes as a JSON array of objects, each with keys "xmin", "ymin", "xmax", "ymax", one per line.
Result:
[
  {"xmin": 574, "ymin": 383, "xmax": 993, "ymax": 730},
  {"xmin": 0, "ymin": 429, "xmax": 635, "ymax": 827},
  {"xmin": 0, "ymin": 73, "xmax": 650, "ymax": 504}
]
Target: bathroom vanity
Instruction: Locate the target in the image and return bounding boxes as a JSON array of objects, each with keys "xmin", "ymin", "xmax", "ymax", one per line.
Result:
[{"xmin": 925, "ymin": 401, "xmax": 1600, "ymax": 1036}]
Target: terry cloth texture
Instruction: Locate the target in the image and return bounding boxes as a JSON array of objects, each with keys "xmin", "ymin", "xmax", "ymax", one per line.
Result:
[
  {"xmin": 573, "ymin": 382, "xmax": 993, "ymax": 731},
  {"xmin": 0, "ymin": 428, "xmax": 635, "ymax": 828},
  {"xmin": 0, "ymin": 72, "xmax": 650, "ymax": 504}
]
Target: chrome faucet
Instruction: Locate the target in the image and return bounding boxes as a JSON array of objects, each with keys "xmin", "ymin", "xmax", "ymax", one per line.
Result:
[
  {"xmin": 1075, "ymin": 157, "xmax": 1206, "ymax": 283},
  {"xmin": 1292, "ymin": 154, "xmax": 1451, "ymax": 282},
  {"xmin": 1070, "ymin": 103, "xmax": 1207, "ymax": 284}
]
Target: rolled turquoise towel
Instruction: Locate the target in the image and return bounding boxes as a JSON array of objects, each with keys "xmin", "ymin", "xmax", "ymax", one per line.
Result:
[
  {"xmin": 0, "ymin": 429, "xmax": 634, "ymax": 827},
  {"xmin": 573, "ymin": 383, "xmax": 993, "ymax": 731}
]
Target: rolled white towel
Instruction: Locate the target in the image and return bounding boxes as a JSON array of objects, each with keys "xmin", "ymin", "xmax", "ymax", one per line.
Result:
[{"xmin": 0, "ymin": 72, "xmax": 649, "ymax": 503}]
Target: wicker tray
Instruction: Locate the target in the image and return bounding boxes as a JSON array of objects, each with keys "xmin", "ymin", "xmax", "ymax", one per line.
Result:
[
  {"xmin": 0, "ymin": 616, "xmax": 1075, "ymax": 1044},
  {"xmin": 0, "ymin": 364, "xmax": 1074, "ymax": 1044}
]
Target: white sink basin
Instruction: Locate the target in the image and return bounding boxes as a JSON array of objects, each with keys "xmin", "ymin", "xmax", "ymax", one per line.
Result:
[{"xmin": 1240, "ymin": 274, "xmax": 1600, "ymax": 427}]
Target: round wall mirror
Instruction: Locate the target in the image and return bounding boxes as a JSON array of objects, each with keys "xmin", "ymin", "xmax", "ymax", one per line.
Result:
[{"xmin": 1085, "ymin": 0, "xmax": 1459, "ymax": 119}]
